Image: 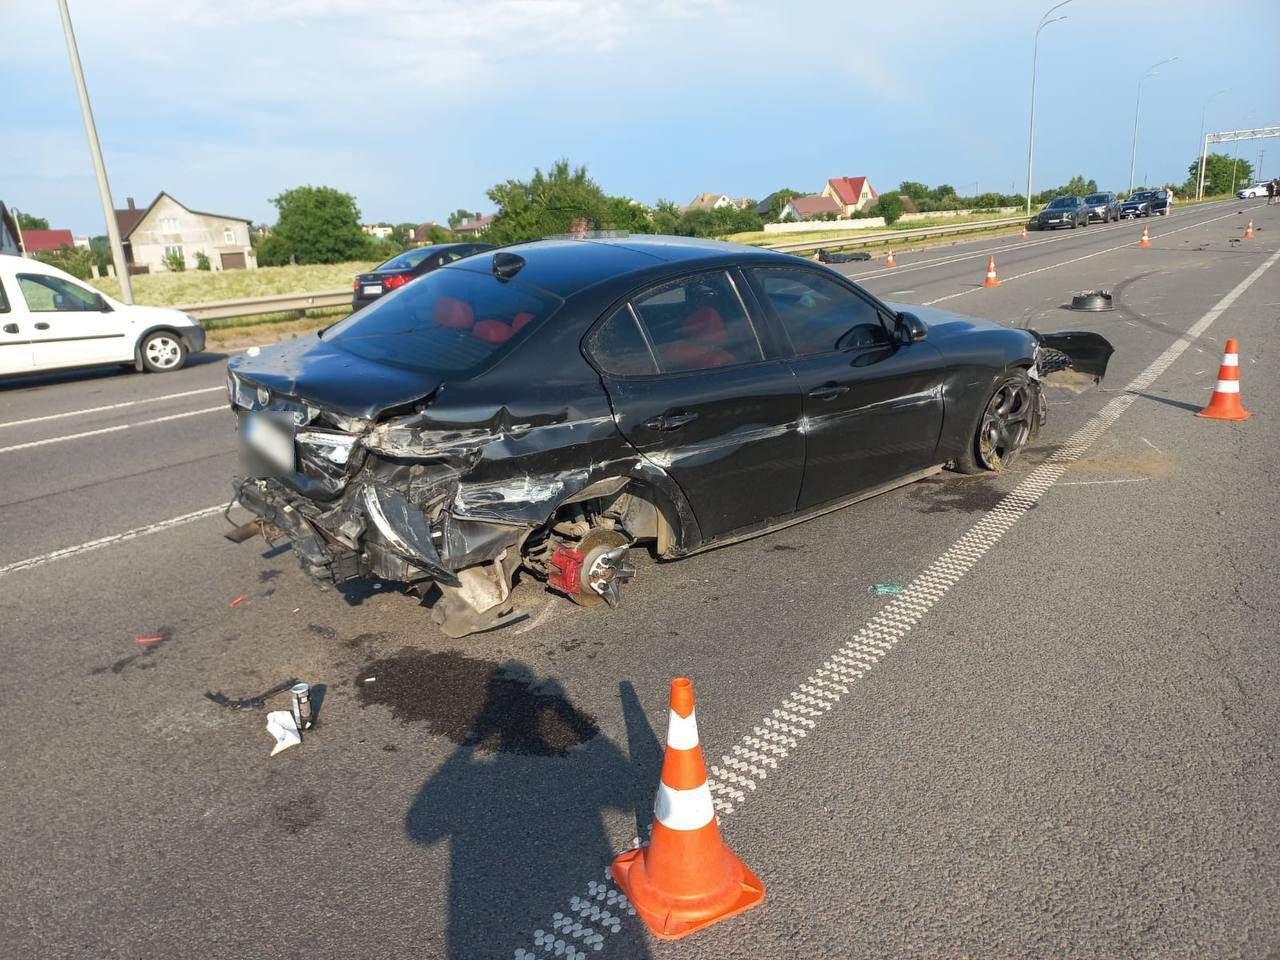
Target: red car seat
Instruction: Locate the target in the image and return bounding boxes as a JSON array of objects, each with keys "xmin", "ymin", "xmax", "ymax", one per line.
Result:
[{"xmin": 434, "ymin": 296, "xmax": 475, "ymax": 330}]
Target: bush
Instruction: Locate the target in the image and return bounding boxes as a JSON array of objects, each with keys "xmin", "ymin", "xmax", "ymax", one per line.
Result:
[
  {"xmin": 195, "ymin": 251, "xmax": 211, "ymax": 271},
  {"xmin": 874, "ymin": 192, "xmax": 905, "ymax": 225},
  {"xmin": 31, "ymin": 245, "xmax": 95, "ymax": 280},
  {"xmin": 161, "ymin": 250, "xmax": 186, "ymax": 272}
]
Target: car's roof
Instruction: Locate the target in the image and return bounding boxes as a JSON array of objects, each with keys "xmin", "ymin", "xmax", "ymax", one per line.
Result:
[{"xmin": 447, "ymin": 235, "xmax": 794, "ymax": 298}]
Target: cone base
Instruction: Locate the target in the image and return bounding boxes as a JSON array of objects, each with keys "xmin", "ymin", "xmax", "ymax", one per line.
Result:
[
  {"xmin": 982, "ymin": 279, "xmax": 1001, "ymax": 288},
  {"xmin": 611, "ymin": 842, "xmax": 765, "ymax": 941},
  {"xmin": 1196, "ymin": 405, "xmax": 1251, "ymax": 421}
]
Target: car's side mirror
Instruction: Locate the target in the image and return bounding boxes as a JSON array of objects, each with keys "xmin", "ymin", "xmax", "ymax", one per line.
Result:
[{"xmin": 896, "ymin": 311, "xmax": 927, "ymax": 344}]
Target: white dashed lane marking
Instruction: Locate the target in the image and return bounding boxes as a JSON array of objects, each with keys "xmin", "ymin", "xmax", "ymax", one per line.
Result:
[
  {"xmin": 507, "ymin": 242, "xmax": 1280, "ymax": 960},
  {"xmin": 0, "ymin": 385, "xmax": 223, "ymax": 430},
  {"xmin": 0, "ymin": 405, "xmax": 226, "ymax": 454}
]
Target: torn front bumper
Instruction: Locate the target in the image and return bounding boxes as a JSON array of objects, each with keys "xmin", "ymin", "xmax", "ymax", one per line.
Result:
[{"xmin": 1032, "ymin": 330, "xmax": 1114, "ymax": 383}]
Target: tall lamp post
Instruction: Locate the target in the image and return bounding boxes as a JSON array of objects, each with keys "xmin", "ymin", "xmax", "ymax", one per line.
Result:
[
  {"xmin": 1025, "ymin": 1, "xmax": 1073, "ymax": 217},
  {"xmin": 1128, "ymin": 57, "xmax": 1178, "ymax": 196},
  {"xmin": 1196, "ymin": 88, "xmax": 1229, "ymax": 199},
  {"xmin": 56, "ymin": 0, "xmax": 132, "ymax": 302}
]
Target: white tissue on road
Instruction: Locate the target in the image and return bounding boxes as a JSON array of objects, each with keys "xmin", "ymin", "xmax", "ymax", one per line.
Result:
[{"xmin": 267, "ymin": 710, "xmax": 301, "ymax": 755}]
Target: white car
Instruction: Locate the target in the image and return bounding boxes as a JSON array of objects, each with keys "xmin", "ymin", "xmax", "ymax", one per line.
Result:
[
  {"xmin": 1237, "ymin": 182, "xmax": 1270, "ymax": 199},
  {"xmin": 0, "ymin": 254, "xmax": 204, "ymax": 377}
]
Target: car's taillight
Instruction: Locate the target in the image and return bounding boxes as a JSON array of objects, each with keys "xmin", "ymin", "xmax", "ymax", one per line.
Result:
[
  {"xmin": 384, "ymin": 274, "xmax": 412, "ymax": 290},
  {"xmin": 353, "ymin": 279, "xmax": 360, "ymax": 290}
]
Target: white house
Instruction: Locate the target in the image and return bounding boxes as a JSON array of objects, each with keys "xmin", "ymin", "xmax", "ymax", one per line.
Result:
[{"xmin": 114, "ymin": 193, "xmax": 255, "ymax": 272}]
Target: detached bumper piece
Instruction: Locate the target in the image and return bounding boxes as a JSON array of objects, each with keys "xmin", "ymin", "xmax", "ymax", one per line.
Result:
[{"xmin": 233, "ymin": 478, "xmax": 458, "ymax": 587}]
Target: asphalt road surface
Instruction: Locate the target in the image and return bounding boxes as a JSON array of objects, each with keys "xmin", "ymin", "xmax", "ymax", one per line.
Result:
[{"xmin": 2, "ymin": 199, "xmax": 1277, "ymax": 960}]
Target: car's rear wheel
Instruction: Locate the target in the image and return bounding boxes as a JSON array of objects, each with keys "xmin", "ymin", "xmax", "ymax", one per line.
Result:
[
  {"xmin": 951, "ymin": 370, "xmax": 1039, "ymax": 475},
  {"xmin": 140, "ymin": 331, "xmax": 188, "ymax": 372}
]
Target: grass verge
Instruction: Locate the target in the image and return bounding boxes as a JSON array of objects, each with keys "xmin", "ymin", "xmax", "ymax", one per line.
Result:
[{"xmin": 89, "ymin": 261, "xmax": 377, "ymax": 307}]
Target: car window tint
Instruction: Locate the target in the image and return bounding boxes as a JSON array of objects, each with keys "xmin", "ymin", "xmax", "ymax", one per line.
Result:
[
  {"xmin": 16, "ymin": 274, "xmax": 100, "ymax": 312},
  {"xmin": 630, "ymin": 271, "xmax": 762, "ymax": 373},
  {"xmin": 754, "ymin": 267, "xmax": 888, "ymax": 356},
  {"xmin": 588, "ymin": 305, "xmax": 658, "ymax": 376},
  {"xmin": 0, "ymin": 278, "xmax": 9, "ymax": 313},
  {"xmin": 381, "ymin": 248, "xmax": 434, "ymax": 271}
]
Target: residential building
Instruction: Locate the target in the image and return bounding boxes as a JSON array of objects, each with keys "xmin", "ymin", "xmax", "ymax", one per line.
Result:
[
  {"xmin": 453, "ymin": 212, "xmax": 496, "ymax": 237},
  {"xmin": 822, "ymin": 176, "xmax": 878, "ymax": 216},
  {"xmin": 779, "ymin": 195, "xmax": 842, "ymax": 221},
  {"xmin": 0, "ymin": 203, "xmax": 21, "ymax": 255},
  {"xmin": 362, "ymin": 223, "xmax": 395, "ymax": 239},
  {"xmin": 18, "ymin": 229, "xmax": 76, "ymax": 253},
  {"xmin": 409, "ymin": 221, "xmax": 445, "ymax": 243},
  {"xmin": 682, "ymin": 192, "xmax": 736, "ymax": 213},
  {"xmin": 114, "ymin": 192, "xmax": 255, "ymax": 272}
]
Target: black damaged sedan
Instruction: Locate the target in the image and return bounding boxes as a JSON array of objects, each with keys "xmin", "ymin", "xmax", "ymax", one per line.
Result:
[{"xmin": 227, "ymin": 237, "xmax": 1111, "ymax": 637}]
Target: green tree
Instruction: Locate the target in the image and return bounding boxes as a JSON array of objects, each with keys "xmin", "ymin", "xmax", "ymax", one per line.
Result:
[
  {"xmin": 31, "ymin": 245, "xmax": 94, "ymax": 280},
  {"xmin": 874, "ymin": 192, "xmax": 905, "ymax": 225},
  {"xmin": 898, "ymin": 181, "xmax": 930, "ymax": 202},
  {"xmin": 88, "ymin": 235, "xmax": 112, "ymax": 272},
  {"xmin": 269, "ymin": 185, "xmax": 367, "ymax": 264},
  {"xmin": 1185, "ymin": 153, "xmax": 1253, "ymax": 197},
  {"xmin": 651, "ymin": 200, "xmax": 685, "ymax": 235},
  {"xmin": 759, "ymin": 188, "xmax": 800, "ymax": 221},
  {"xmin": 447, "ymin": 208, "xmax": 476, "ymax": 229},
  {"xmin": 391, "ymin": 222, "xmax": 419, "ymax": 247},
  {"xmin": 425, "ymin": 224, "xmax": 454, "ymax": 244},
  {"xmin": 254, "ymin": 232, "xmax": 293, "ymax": 267},
  {"xmin": 485, "ymin": 159, "xmax": 609, "ymax": 245},
  {"xmin": 604, "ymin": 196, "xmax": 654, "ymax": 234},
  {"xmin": 17, "ymin": 212, "xmax": 49, "ymax": 230},
  {"xmin": 195, "ymin": 251, "xmax": 211, "ymax": 271}
]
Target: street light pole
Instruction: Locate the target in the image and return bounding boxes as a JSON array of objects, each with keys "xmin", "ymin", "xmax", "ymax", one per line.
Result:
[
  {"xmin": 56, "ymin": 0, "xmax": 132, "ymax": 302},
  {"xmin": 1129, "ymin": 57, "xmax": 1178, "ymax": 196},
  {"xmin": 1196, "ymin": 88, "xmax": 1229, "ymax": 199},
  {"xmin": 1025, "ymin": 1, "xmax": 1072, "ymax": 217}
]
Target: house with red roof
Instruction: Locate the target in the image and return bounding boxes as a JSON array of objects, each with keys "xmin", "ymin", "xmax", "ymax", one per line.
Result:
[
  {"xmin": 779, "ymin": 194, "xmax": 842, "ymax": 222},
  {"xmin": 18, "ymin": 229, "xmax": 76, "ymax": 253},
  {"xmin": 822, "ymin": 176, "xmax": 878, "ymax": 216}
]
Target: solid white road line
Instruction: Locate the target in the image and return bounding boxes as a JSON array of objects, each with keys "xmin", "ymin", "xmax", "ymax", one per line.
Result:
[
  {"xmin": 921, "ymin": 206, "xmax": 1254, "ymax": 307},
  {"xmin": 0, "ymin": 385, "xmax": 223, "ymax": 430},
  {"xmin": 0, "ymin": 405, "xmax": 226, "ymax": 454},
  {"xmin": 0, "ymin": 503, "xmax": 230, "ymax": 578},
  {"xmin": 508, "ymin": 243, "xmax": 1280, "ymax": 960}
]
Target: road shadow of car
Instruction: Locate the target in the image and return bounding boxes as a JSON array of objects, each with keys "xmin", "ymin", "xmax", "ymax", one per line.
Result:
[
  {"xmin": 0, "ymin": 350, "xmax": 229, "ymax": 392},
  {"xmin": 395, "ymin": 661, "xmax": 660, "ymax": 959}
]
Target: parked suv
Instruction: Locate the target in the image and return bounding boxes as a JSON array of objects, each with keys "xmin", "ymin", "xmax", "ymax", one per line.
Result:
[
  {"xmin": 0, "ymin": 254, "xmax": 204, "ymax": 377},
  {"xmin": 1036, "ymin": 195, "xmax": 1089, "ymax": 230},
  {"xmin": 1084, "ymin": 192, "xmax": 1121, "ymax": 223}
]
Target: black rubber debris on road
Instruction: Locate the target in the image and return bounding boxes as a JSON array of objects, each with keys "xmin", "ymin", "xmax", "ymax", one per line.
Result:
[{"xmin": 356, "ymin": 650, "xmax": 599, "ymax": 755}]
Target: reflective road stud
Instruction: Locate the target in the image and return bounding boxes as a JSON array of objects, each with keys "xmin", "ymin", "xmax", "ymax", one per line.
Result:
[
  {"xmin": 1196, "ymin": 338, "xmax": 1251, "ymax": 421},
  {"xmin": 610, "ymin": 678, "xmax": 764, "ymax": 940}
]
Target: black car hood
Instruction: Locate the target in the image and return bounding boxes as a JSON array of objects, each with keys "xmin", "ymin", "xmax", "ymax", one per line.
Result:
[
  {"xmin": 228, "ymin": 333, "xmax": 441, "ymax": 420},
  {"xmin": 884, "ymin": 301, "xmax": 1010, "ymax": 339}
]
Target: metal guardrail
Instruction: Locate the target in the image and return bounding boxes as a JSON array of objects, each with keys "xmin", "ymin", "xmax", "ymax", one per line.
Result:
[
  {"xmin": 761, "ymin": 215, "xmax": 1030, "ymax": 253},
  {"xmin": 175, "ymin": 288, "xmax": 350, "ymax": 321}
]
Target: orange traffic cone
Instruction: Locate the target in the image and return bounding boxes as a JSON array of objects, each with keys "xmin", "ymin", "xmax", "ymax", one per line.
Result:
[
  {"xmin": 611, "ymin": 678, "xmax": 764, "ymax": 940},
  {"xmin": 1020, "ymin": 224, "xmax": 1028, "ymax": 240},
  {"xmin": 1244, "ymin": 220, "xmax": 1254, "ymax": 239},
  {"xmin": 1196, "ymin": 338, "xmax": 1250, "ymax": 421},
  {"xmin": 982, "ymin": 255, "xmax": 1001, "ymax": 288},
  {"xmin": 884, "ymin": 248, "xmax": 897, "ymax": 268},
  {"xmin": 1139, "ymin": 224, "xmax": 1151, "ymax": 247}
]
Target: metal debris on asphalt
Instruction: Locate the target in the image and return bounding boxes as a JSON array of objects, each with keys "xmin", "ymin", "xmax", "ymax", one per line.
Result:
[
  {"xmin": 230, "ymin": 594, "xmax": 248, "ymax": 608},
  {"xmin": 266, "ymin": 711, "xmax": 301, "ymax": 756},
  {"xmin": 290, "ymin": 682, "xmax": 314, "ymax": 730},
  {"xmin": 134, "ymin": 634, "xmax": 168, "ymax": 645}
]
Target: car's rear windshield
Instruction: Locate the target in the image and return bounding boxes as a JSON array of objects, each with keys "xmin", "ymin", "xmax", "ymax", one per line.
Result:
[
  {"xmin": 1085, "ymin": 194, "xmax": 1108, "ymax": 204},
  {"xmin": 322, "ymin": 265, "xmax": 563, "ymax": 374},
  {"xmin": 1129, "ymin": 192, "xmax": 1152, "ymax": 201},
  {"xmin": 1047, "ymin": 197, "xmax": 1075, "ymax": 208},
  {"xmin": 377, "ymin": 247, "xmax": 435, "ymax": 272}
]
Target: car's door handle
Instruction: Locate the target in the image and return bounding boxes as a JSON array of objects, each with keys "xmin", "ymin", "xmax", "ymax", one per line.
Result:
[
  {"xmin": 34, "ymin": 322, "xmax": 50, "ymax": 330},
  {"xmin": 2, "ymin": 323, "xmax": 17, "ymax": 334},
  {"xmin": 644, "ymin": 411, "xmax": 699, "ymax": 431},
  {"xmin": 807, "ymin": 384, "xmax": 850, "ymax": 401}
]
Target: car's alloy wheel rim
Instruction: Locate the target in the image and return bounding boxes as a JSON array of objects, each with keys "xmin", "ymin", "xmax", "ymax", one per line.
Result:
[
  {"xmin": 146, "ymin": 336, "xmax": 181, "ymax": 369},
  {"xmin": 978, "ymin": 381, "xmax": 1034, "ymax": 470}
]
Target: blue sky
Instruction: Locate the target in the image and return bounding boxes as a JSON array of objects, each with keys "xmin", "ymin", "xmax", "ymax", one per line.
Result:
[{"xmin": 4, "ymin": 0, "xmax": 1277, "ymax": 234}]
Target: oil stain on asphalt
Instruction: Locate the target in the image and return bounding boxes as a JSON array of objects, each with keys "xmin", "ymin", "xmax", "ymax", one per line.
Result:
[{"xmin": 356, "ymin": 649, "xmax": 599, "ymax": 756}]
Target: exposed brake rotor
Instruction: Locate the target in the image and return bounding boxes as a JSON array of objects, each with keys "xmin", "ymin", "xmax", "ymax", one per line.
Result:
[{"xmin": 569, "ymin": 528, "xmax": 635, "ymax": 608}]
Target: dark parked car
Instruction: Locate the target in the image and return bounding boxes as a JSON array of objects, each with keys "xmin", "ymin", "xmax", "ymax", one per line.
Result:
[
  {"xmin": 1147, "ymin": 188, "xmax": 1173, "ymax": 216},
  {"xmin": 1036, "ymin": 195, "xmax": 1089, "ymax": 229},
  {"xmin": 1084, "ymin": 192, "xmax": 1121, "ymax": 223},
  {"xmin": 227, "ymin": 237, "xmax": 1112, "ymax": 637},
  {"xmin": 1120, "ymin": 191, "xmax": 1155, "ymax": 218},
  {"xmin": 351, "ymin": 242, "xmax": 495, "ymax": 309}
]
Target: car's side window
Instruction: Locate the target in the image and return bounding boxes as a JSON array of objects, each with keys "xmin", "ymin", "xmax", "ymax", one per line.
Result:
[
  {"xmin": 630, "ymin": 271, "xmax": 763, "ymax": 373},
  {"xmin": 16, "ymin": 274, "xmax": 100, "ymax": 313},
  {"xmin": 753, "ymin": 267, "xmax": 889, "ymax": 356},
  {"xmin": 0, "ymin": 278, "xmax": 9, "ymax": 313},
  {"xmin": 587, "ymin": 305, "xmax": 660, "ymax": 377}
]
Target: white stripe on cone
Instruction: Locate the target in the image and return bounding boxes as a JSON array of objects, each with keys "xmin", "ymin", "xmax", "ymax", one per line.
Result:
[
  {"xmin": 1222, "ymin": 353, "xmax": 1239, "ymax": 366},
  {"xmin": 666, "ymin": 709, "xmax": 699, "ymax": 750},
  {"xmin": 654, "ymin": 782, "xmax": 717, "ymax": 831},
  {"xmin": 1214, "ymin": 380, "xmax": 1240, "ymax": 393}
]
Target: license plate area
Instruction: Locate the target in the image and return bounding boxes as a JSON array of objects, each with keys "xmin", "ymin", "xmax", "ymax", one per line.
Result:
[
  {"xmin": 362, "ymin": 284, "xmax": 382, "ymax": 296},
  {"xmin": 243, "ymin": 413, "xmax": 296, "ymax": 472}
]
